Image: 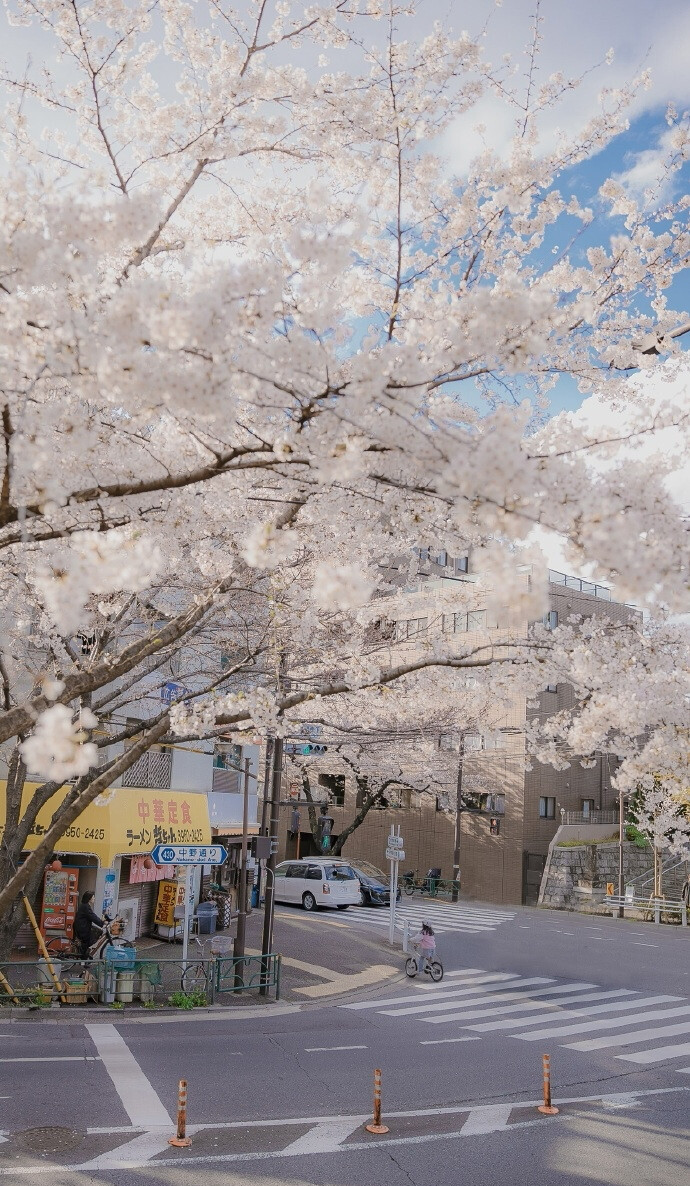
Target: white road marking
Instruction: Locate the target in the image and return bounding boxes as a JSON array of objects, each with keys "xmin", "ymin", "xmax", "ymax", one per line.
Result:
[
  {"xmin": 280, "ymin": 1119, "xmax": 363, "ymax": 1154},
  {"xmin": 0, "ymin": 1057, "xmax": 101, "ymax": 1063},
  {"xmin": 460, "ymin": 1104, "xmax": 513, "ymax": 1136},
  {"xmin": 566, "ymin": 1021, "xmax": 690, "ymax": 1051},
  {"xmin": 515, "ymin": 1004, "xmax": 690, "ymax": 1041},
  {"xmin": 420, "ymin": 1037, "xmax": 482, "ymax": 1045},
  {"xmin": 0, "ymin": 1087, "xmax": 683, "ymax": 1174},
  {"xmin": 85, "ymin": 1024, "xmax": 171, "ymax": 1126},
  {"xmin": 468, "ymin": 993, "xmax": 672, "ymax": 1032},
  {"xmin": 632, "ymin": 942, "xmax": 659, "ymax": 948},
  {"xmin": 305, "ymin": 1045, "xmax": 368, "ymax": 1052},
  {"xmin": 591, "ymin": 937, "xmax": 615, "ymax": 942},
  {"xmin": 77, "ymin": 1129, "xmax": 173, "ymax": 1170},
  {"xmin": 379, "ymin": 978, "xmax": 555, "ymax": 1016},
  {"xmin": 344, "ymin": 972, "xmax": 519, "ymax": 1010},
  {"xmin": 425, "ymin": 989, "xmax": 637, "ymax": 1026},
  {"xmin": 618, "ymin": 1042, "xmax": 690, "ymax": 1065}
]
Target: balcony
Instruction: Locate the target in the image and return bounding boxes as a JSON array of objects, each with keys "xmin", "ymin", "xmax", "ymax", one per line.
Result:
[
  {"xmin": 122, "ymin": 751, "xmax": 173, "ymax": 789},
  {"xmin": 560, "ymin": 809, "xmax": 619, "ymax": 825}
]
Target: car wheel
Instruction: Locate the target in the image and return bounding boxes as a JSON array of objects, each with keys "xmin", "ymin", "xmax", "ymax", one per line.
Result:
[
  {"xmin": 358, "ymin": 890, "xmax": 367, "ymax": 907},
  {"xmin": 336, "ymin": 905, "xmax": 349, "ymax": 911},
  {"xmin": 302, "ymin": 892, "xmax": 317, "ymax": 912}
]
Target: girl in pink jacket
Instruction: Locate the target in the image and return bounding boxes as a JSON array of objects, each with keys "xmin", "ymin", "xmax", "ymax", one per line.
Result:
[{"xmin": 411, "ymin": 922, "xmax": 436, "ymax": 973}]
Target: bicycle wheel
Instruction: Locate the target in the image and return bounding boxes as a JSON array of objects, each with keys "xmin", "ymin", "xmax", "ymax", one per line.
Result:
[
  {"xmin": 403, "ymin": 882, "xmax": 415, "ymax": 897},
  {"xmin": 404, "ymin": 957, "xmax": 418, "ymax": 978},
  {"xmin": 428, "ymin": 960, "xmax": 444, "ymax": 983},
  {"xmin": 181, "ymin": 963, "xmax": 208, "ymax": 994}
]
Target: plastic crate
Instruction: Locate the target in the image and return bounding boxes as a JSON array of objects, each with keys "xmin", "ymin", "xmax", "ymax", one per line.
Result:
[{"xmin": 104, "ymin": 945, "xmax": 136, "ymax": 970}]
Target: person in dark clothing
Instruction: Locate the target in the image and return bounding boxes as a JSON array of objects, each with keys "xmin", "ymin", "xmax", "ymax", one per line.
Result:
[{"xmin": 73, "ymin": 892, "xmax": 109, "ymax": 958}]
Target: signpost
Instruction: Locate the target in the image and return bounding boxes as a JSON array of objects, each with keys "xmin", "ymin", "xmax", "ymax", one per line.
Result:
[
  {"xmin": 387, "ymin": 826, "xmax": 404, "ymax": 945},
  {"xmin": 149, "ymin": 844, "xmax": 229, "ymax": 972},
  {"xmin": 150, "ymin": 844, "xmax": 228, "ymax": 866}
]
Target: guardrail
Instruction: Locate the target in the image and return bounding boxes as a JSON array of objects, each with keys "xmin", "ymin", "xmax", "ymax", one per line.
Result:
[
  {"xmin": 0, "ymin": 953, "xmax": 281, "ymax": 1007},
  {"xmin": 404, "ymin": 877, "xmax": 461, "ymax": 900},
  {"xmin": 605, "ymin": 895, "xmax": 688, "ymax": 925}
]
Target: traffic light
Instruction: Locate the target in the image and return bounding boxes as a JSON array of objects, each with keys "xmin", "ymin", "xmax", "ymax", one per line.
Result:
[
  {"xmin": 317, "ymin": 815, "xmax": 334, "ymax": 852},
  {"xmin": 251, "ymin": 836, "xmax": 273, "ymax": 860},
  {"xmin": 300, "ymin": 743, "xmax": 328, "ymax": 755},
  {"xmin": 489, "ymin": 817, "xmax": 501, "ymax": 836}
]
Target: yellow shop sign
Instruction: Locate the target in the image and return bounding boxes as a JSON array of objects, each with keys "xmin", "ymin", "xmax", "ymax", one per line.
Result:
[{"xmin": 0, "ymin": 782, "xmax": 211, "ymax": 867}]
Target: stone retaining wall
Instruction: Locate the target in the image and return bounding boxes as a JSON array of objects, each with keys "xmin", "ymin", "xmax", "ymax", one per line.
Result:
[{"xmin": 538, "ymin": 841, "xmax": 653, "ymax": 911}]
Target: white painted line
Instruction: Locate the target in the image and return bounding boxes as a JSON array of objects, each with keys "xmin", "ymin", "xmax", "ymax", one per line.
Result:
[
  {"xmin": 379, "ymin": 978, "xmax": 555, "ymax": 1016},
  {"xmin": 85, "ymin": 1024, "xmax": 171, "ymax": 1126},
  {"xmin": 468, "ymin": 992, "xmax": 666, "ymax": 1032},
  {"xmin": 618, "ymin": 1041, "xmax": 690, "ymax": 1065},
  {"xmin": 280, "ymin": 1119, "xmax": 363, "ymax": 1154},
  {"xmin": 0, "ymin": 1087, "xmax": 683, "ymax": 1174},
  {"xmin": 461, "ymin": 1104, "xmax": 513, "ymax": 1136},
  {"xmin": 420, "ymin": 1037, "xmax": 482, "ymax": 1045},
  {"xmin": 425, "ymin": 989, "xmax": 636, "ymax": 1026},
  {"xmin": 411, "ymin": 972, "xmax": 522, "ymax": 995},
  {"xmin": 567, "ymin": 1021, "xmax": 690, "ymax": 1051},
  {"xmin": 0, "ymin": 1057, "xmax": 101, "ymax": 1063},
  {"xmin": 77, "ymin": 1129, "xmax": 173, "ymax": 1170},
  {"xmin": 515, "ymin": 1004, "xmax": 690, "ymax": 1041},
  {"xmin": 632, "ymin": 942, "xmax": 659, "ymax": 948},
  {"xmin": 591, "ymin": 937, "xmax": 615, "ymax": 942},
  {"xmin": 305, "ymin": 1045, "xmax": 368, "ymax": 1052}
]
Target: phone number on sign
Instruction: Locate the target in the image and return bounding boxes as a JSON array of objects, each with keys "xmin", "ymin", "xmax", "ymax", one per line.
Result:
[{"xmin": 63, "ymin": 826, "xmax": 105, "ymax": 841}]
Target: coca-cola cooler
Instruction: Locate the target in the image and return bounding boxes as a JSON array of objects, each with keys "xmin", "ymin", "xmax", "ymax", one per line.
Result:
[{"xmin": 40, "ymin": 867, "xmax": 79, "ymax": 949}]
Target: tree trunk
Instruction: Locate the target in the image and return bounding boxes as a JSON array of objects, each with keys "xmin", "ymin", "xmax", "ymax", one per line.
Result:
[{"xmin": 331, "ymin": 780, "xmax": 382, "ymax": 856}]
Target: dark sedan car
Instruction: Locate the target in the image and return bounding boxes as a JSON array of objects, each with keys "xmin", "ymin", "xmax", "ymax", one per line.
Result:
[{"xmin": 349, "ymin": 860, "xmax": 402, "ymax": 906}]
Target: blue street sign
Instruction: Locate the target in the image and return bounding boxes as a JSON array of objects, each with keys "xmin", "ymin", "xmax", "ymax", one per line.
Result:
[
  {"xmin": 160, "ymin": 681, "xmax": 192, "ymax": 704},
  {"xmin": 150, "ymin": 844, "xmax": 228, "ymax": 866}
]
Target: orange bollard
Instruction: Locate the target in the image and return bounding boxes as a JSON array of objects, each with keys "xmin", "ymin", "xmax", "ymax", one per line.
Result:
[
  {"xmin": 537, "ymin": 1054, "xmax": 559, "ymax": 1115},
  {"xmin": 169, "ymin": 1079, "xmax": 193, "ymax": 1147},
  {"xmin": 365, "ymin": 1068, "xmax": 390, "ymax": 1135}
]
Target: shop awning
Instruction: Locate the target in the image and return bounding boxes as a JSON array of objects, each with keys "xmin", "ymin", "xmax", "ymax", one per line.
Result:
[{"xmin": 0, "ymin": 781, "xmax": 212, "ymax": 867}]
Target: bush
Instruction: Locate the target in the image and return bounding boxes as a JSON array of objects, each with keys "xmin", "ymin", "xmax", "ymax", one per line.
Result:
[{"xmin": 168, "ymin": 989, "xmax": 207, "ymax": 1009}]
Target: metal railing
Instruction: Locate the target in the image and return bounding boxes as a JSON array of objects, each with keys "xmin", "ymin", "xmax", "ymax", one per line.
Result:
[
  {"xmin": 548, "ymin": 570, "xmax": 612, "ymax": 600},
  {"xmin": 627, "ymin": 855, "xmax": 689, "ymax": 893},
  {"xmin": 0, "ymin": 953, "xmax": 281, "ymax": 1007},
  {"xmin": 122, "ymin": 751, "xmax": 173, "ymax": 789},
  {"xmin": 560, "ymin": 810, "xmax": 619, "ymax": 825}
]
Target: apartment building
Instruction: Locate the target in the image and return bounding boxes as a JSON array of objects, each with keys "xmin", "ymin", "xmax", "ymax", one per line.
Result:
[{"xmin": 274, "ymin": 559, "xmax": 639, "ymax": 906}]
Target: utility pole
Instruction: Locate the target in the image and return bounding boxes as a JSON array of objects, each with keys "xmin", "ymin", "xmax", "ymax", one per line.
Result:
[
  {"xmin": 618, "ymin": 783, "xmax": 625, "ymax": 919},
  {"xmin": 259, "ymin": 737, "xmax": 274, "ymax": 835},
  {"xmin": 233, "ymin": 757, "xmax": 251, "ymax": 986},
  {"xmin": 452, "ymin": 736, "xmax": 464, "ymax": 903},
  {"xmin": 260, "ymin": 734, "xmax": 283, "ymax": 995}
]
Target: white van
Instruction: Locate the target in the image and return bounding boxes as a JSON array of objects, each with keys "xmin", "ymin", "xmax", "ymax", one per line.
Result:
[{"xmin": 273, "ymin": 859, "xmax": 361, "ymax": 911}]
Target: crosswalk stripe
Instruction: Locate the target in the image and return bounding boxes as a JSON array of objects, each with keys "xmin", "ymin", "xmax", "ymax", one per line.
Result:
[
  {"xmin": 618, "ymin": 1041, "xmax": 690, "ymax": 1065},
  {"xmin": 379, "ymin": 979, "xmax": 555, "ymax": 1017},
  {"xmin": 408, "ymin": 982, "xmax": 596, "ymax": 1021},
  {"xmin": 513, "ymin": 1003, "xmax": 690, "ymax": 1041},
  {"xmin": 423, "ymin": 989, "xmax": 638, "ymax": 1025},
  {"xmin": 342, "ymin": 972, "xmax": 517, "ymax": 1011},
  {"xmin": 566, "ymin": 1022, "xmax": 690, "ymax": 1051},
  {"xmin": 467, "ymin": 991, "xmax": 656, "ymax": 1031},
  {"xmin": 411, "ymin": 972, "xmax": 522, "ymax": 994}
]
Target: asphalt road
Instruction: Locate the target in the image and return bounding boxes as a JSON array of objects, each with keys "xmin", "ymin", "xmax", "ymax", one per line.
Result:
[{"xmin": 0, "ymin": 903, "xmax": 687, "ymax": 1185}]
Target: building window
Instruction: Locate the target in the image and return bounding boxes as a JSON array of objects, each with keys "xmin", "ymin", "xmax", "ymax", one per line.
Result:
[
  {"xmin": 436, "ymin": 550, "xmax": 448, "ymax": 566},
  {"xmin": 453, "ymin": 610, "xmax": 486, "ymax": 632},
  {"xmin": 397, "ymin": 617, "xmax": 428, "ymax": 640},
  {"xmin": 582, "ymin": 799, "xmax": 595, "ymax": 818},
  {"xmin": 545, "ymin": 684, "xmax": 558, "ymax": 694},
  {"xmin": 543, "ymin": 610, "xmax": 559, "ymax": 630},
  {"xmin": 539, "ymin": 796, "xmax": 556, "ymax": 819},
  {"xmin": 463, "ymin": 734, "xmax": 482, "ymax": 751},
  {"xmin": 454, "ymin": 556, "xmax": 469, "ymax": 573}
]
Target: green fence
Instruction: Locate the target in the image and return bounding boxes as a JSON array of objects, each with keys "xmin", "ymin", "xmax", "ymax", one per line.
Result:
[{"xmin": 0, "ymin": 953, "xmax": 281, "ymax": 1007}]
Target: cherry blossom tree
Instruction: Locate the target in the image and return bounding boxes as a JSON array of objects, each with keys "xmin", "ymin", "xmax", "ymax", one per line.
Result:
[{"xmin": 0, "ymin": 2, "xmax": 689, "ymax": 931}]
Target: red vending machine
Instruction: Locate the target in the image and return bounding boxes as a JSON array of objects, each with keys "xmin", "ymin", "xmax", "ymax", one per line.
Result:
[{"xmin": 40, "ymin": 867, "xmax": 79, "ymax": 948}]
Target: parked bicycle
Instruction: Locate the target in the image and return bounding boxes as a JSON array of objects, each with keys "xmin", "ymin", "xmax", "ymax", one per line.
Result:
[
  {"xmin": 44, "ymin": 916, "xmax": 133, "ymax": 979},
  {"xmin": 404, "ymin": 946, "xmax": 444, "ymax": 982},
  {"xmin": 401, "ymin": 868, "xmax": 443, "ymax": 896}
]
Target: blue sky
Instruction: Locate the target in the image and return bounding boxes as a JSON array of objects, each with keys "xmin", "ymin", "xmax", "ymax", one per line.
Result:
[{"xmin": 2, "ymin": 0, "xmax": 688, "ymax": 420}]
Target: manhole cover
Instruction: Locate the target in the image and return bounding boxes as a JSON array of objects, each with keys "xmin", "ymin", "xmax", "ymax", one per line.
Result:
[{"xmin": 18, "ymin": 1127, "xmax": 84, "ymax": 1154}]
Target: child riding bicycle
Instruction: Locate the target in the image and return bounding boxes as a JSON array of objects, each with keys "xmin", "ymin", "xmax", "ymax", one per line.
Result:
[{"xmin": 410, "ymin": 922, "xmax": 436, "ymax": 973}]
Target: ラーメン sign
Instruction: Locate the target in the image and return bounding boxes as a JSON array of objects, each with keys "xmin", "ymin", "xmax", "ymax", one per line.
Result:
[{"xmin": 0, "ymin": 781, "xmax": 212, "ymax": 867}]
